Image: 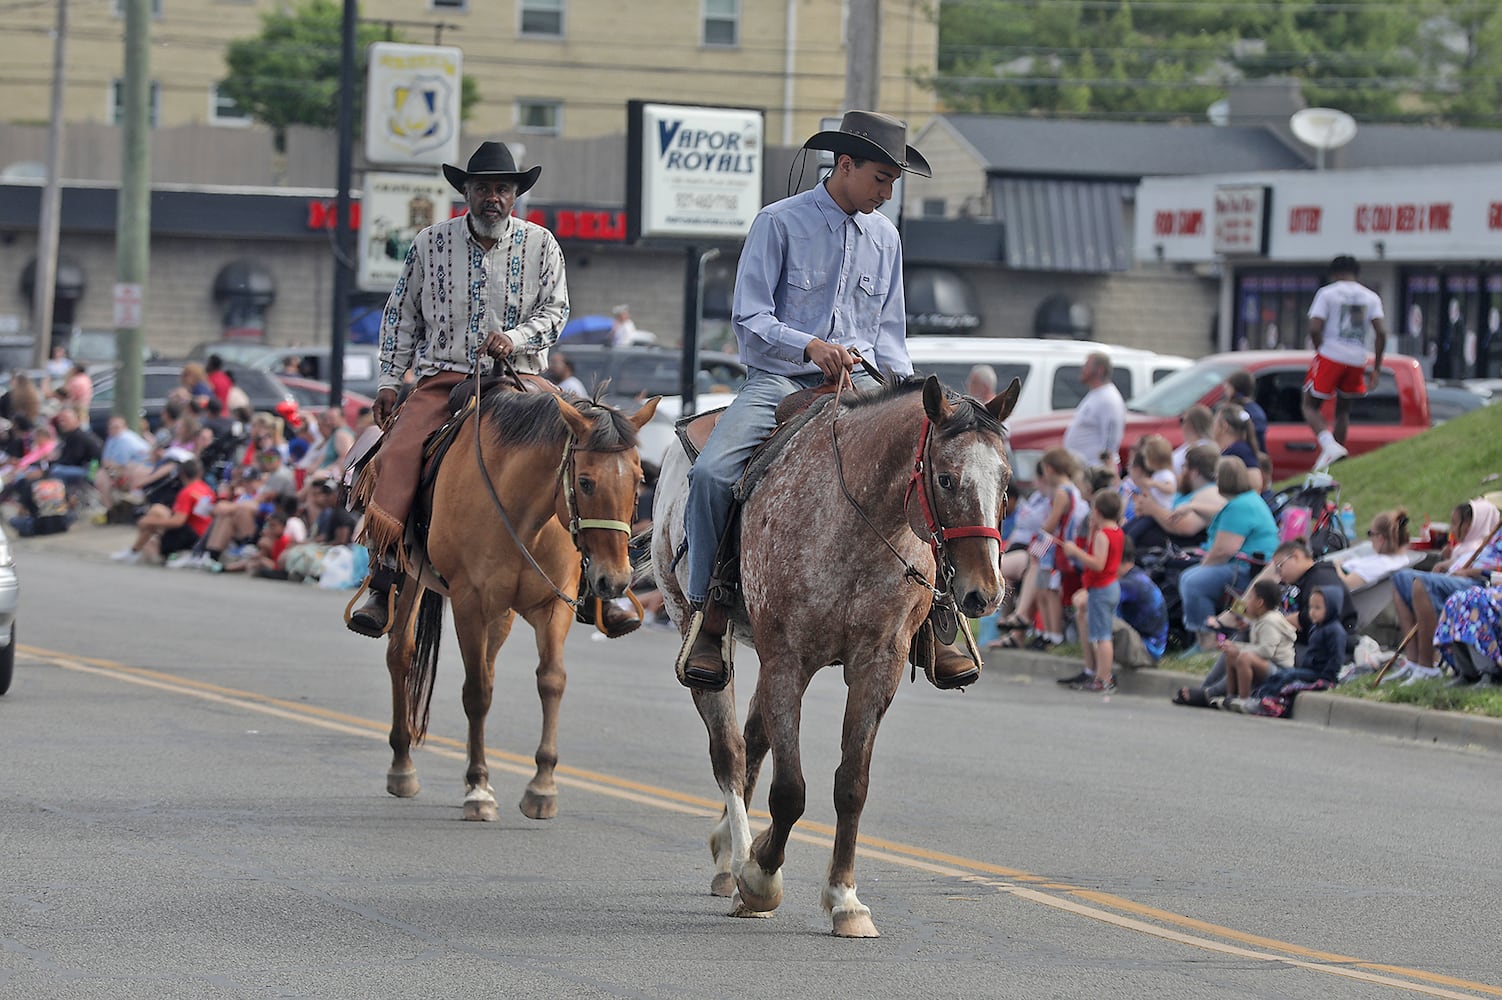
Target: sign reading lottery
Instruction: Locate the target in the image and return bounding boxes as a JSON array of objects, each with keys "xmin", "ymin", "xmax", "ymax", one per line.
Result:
[{"xmin": 633, "ymin": 103, "xmax": 764, "ymax": 239}]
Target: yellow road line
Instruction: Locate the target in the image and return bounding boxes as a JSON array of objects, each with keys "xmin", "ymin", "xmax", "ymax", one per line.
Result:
[{"xmin": 23, "ymin": 645, "xmax": 1501, "ymax": 999}]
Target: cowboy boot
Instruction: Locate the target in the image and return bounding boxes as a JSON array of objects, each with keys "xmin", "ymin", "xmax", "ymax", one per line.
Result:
[
  {"xmin": 676, "ymin": 602, "xmax": 729, "ymax": 691},
  {"xmin": 599, "ymin": 599, "xmax": 642, "ymax": 638},
  {"xmin": 348, "ymin": 564, "xmax": 399, "ymax": 638},
  {"xmin": 929, "ymin": 637, "xmax": 981, "ymax": 690}
]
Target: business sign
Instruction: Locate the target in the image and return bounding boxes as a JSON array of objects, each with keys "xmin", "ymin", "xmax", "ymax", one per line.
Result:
[
  {"xmin": 357, "ymin": 171, "xmax": 450, "ymax": 292},
  {"xmin": 627, "ymin": 101, "xmax": 764, "ymax": 240},
  {"xmin": 1212, "ymin": 184, "xmax": 1270, "ymax": 256},
  {"xmin": 364, "ymin": 43, "xmax": 463, "ymax": 167},
  {"xmin": 1137, "ymin": 164, "xmax": 1502, "ymax": 263}
]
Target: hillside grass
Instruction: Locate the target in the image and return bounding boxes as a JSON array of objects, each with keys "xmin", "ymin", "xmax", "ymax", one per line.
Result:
[{"xmin": 1281, "ymin": 404, "xmax": 1502, "ymax": 523}]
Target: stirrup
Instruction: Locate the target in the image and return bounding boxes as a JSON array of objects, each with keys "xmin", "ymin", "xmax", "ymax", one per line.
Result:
[
  {"xmin": 344, "ymin": 578, "xmax": 397, "ymax": 638},
  {"xmin": 675, "ymin": 609, "xmax": 734, "ymax": 691}
]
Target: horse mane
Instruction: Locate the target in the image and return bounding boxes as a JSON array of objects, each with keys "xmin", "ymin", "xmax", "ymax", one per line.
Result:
[
  {"xmin": 477, "ymin": 389, "xmax": 640, "ymax": 452},
  {"xmin": 839, "ymin": 375, "xmax": 1005, "ymax": 442}
]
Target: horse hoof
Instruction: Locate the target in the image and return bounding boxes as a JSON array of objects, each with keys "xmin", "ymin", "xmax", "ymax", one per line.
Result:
[
  {"xmin": 518, "ymin": 789, "xmax": 558, "ymax": 820},
  {"xmin": 729, "ymin": 892, "xmax": 775, "ymax": 919},
  {"xmin": 386, "ymin": 767, "xmax": 419, "ymax": 798},
  {"xmin": 831, "ymin": 908, "xmax": 880, "ymax": 938},
  {"xmin": 463, "ymin": 799, "xmax": 499, "ymax": 822},
  {"xmin": 710, "ymin": 872, "xmax": 737, "ymax": 897},
  {"xmin": 734, "ymin": 864, "xmax": 783, "ymax": 913}
]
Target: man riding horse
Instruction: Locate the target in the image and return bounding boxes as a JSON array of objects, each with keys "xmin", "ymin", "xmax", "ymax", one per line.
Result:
[
  {"xmin": 347, "ymin": 140, "xmax": 639, "ymax": 639},
  {"xmin": 678, "ymin": 110, "xmax": 983, "ymax": 691}
]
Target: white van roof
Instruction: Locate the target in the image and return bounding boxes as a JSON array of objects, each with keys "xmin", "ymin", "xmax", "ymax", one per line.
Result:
[{"xmin": 906, "ymin": 337, "xmax": 1171, "ymax": 361}]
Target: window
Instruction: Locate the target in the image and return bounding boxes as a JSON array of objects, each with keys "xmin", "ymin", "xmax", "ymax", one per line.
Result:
[
  {"xmin": 520, "ymin": 0, "xmax": 562, "ymax": 37},
  {"xmin": 430, "ymin": 0, "xmax": 467, "ymax": 8},
  {"xmin": 921, "ymin": 197, "xmax": 946, "ymax": 218},
  {"xmin": 516, "ymin": 100, "xmax": 562, "ymax": 135},
  {"xmin": 1050, "ymin": 365, "xmax": 1129, "ymax": 411},
  {"xmin": 110, "ymin": 79, "xmax": 160, "ymax": 127},
  {"xmin": 703, "ymin": 0, "xmax": 738, "ymax": 46},
  {"xmin": 210, "ymin": 84, "xmax": 251, "ymax": 126}
]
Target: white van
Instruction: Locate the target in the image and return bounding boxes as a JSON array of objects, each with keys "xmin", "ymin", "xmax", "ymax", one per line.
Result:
[{"xmin": 904, "ymin": 337, "xmax": 1191, "ymax": 423}]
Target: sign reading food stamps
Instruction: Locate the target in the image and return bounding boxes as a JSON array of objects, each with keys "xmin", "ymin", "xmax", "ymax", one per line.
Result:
[
  {"xmin": 357, "ymin": 172, "xmax": 452, "ymax": 292},
  {"xmin": 626, "ymin": 101, "xmax": 764, "ymax": 241},
  {"xmin": 364, "ymin": 43, "xmax": 463, "ymax": 167}
]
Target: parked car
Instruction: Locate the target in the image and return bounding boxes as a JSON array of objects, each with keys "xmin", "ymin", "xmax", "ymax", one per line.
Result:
[
  {"xmin": 1003, "ymin": 351, "xmax": 1433, "ymax": 483},
  {"xmin": 64, "ymin": 329, "xmax": 159, "ymax": 365},
  {"xmin": 278, "ymin": 374, "xmax": 374, "ymax": 429},
  {"xmin": 0, "ymin": 530, "xmax": 17, "ymax": 695},
  {"xmin": 1426, "ymin": 379, "xmax": 1498, "ymax": 424},
  {"xmin": 185, "ymin": 341, "xmax": 382, "ymax": 398},
  {"xmin": 88, "ymin": 363, "xmax": 296, "ymax": 437},
  {"xmin": 905, "ymin": 337, "xmax": 1191, "ymax": 425}
]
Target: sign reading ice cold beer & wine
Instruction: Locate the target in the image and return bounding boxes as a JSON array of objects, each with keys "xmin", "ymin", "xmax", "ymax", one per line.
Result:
[{"xmin": 628, "ymin": 102, "xmax": 764, "ymax": 240}]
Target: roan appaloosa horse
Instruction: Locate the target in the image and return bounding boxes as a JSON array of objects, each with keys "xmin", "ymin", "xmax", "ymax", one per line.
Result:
[
  {"xmin": 382, "ymin": 388, "xmax": 658, "ymax": 821},
  {"xmin": 651, "ymin": 375, "xmax": 1020, "ymax": 936}
]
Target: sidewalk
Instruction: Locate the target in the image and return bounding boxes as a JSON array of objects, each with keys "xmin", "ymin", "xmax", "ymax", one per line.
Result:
[{"xmin": 983, "ymin": 646, "xmax": 1502, "ymax": 754}]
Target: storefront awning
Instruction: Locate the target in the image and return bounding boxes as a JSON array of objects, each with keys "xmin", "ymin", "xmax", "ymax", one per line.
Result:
[{"xmin": 993, "ymin": 177, "xmax": 1133, "ymax": 273}]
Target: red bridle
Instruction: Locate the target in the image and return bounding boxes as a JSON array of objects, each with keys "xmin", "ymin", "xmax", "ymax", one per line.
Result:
[{"xmin": 903, "ymin": 416, "xmax": 1003, "ymax": 565}]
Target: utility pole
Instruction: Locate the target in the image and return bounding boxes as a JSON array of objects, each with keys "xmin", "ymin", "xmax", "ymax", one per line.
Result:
[
  {"xmin": 114, "ymin": 0, "xmax": 151, "ymax": 429},
  {"xmin": 31, "ymin": 0, "xmax": 68, "ymax": 369},
  {"xmin": 327, "ymin": 0, "xmax": 357, "ymax": 408},
  {"xmin": 843, "ymin": 0, "xmax": 881, "ymax": 112}
]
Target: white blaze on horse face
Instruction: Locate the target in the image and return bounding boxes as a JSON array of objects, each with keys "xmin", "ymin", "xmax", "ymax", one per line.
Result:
[{"xmin": 956, "ymin": 438, "xmax": 1006, "ymax": 573}]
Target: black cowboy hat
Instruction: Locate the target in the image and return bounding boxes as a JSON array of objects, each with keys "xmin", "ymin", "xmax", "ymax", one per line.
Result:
[
  {"xmin": 442, "ymin": 141, "xmax": 543, "ymax": 196},
  {"xmin": 802, "ymin": 110, "xmax": 932, "ymax": 178}
]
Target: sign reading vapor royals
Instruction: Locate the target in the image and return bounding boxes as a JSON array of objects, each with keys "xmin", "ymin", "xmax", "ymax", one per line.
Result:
[
  {"xmin": 626, "ymin": 101, "xmax": 764, "ymax": 240},
  {"xmin": 364, "ymin": 43, "xmax": 463, "ymax": 167}
]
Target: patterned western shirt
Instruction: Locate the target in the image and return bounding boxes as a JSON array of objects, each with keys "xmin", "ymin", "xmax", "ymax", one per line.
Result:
[{"xmin": 377, "ymin": 213, "xmax": 569, "ymax": 391}]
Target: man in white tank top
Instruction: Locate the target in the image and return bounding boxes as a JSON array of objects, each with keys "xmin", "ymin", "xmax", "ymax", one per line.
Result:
[{"xmin": 1302, "ymin": 255, "xmax": 1387, "ymax": 469}]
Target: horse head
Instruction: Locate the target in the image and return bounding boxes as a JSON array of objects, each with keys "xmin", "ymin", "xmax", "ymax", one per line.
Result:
[
  {"xmin": 552, "ymin": 394, "xmax": 661, "ymax": 601},
  {"xmin": 911, "ymin": 375, "xmax": 1022, "ymax": 618}
]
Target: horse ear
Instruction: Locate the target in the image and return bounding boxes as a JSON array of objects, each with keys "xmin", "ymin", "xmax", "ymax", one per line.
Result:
[
  {"xmin": 987, "ymin": 377, "xmax": 1023, "ymax": 423},
  {"xmin": 921, "ymin": 375, "xmax": 952, "ymax": 423},
  {"xmin": 629, "ymin": 395, "xmax": 661, "ymax": 430},
  {"xmin": 551, "ymin": 394, "xmax": 596, "ymax": 439}
]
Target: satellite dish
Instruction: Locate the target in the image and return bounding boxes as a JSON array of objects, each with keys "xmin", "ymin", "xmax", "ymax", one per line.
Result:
[
  {"xmin": 1206, "ymin": 99, "xmax": 1230, "ymax": 127},
  {"xmin": 1290, "ymin": 107, "xmax": 1357, "ymax": 168}
]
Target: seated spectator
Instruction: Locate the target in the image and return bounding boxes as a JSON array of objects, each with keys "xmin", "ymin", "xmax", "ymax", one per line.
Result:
[
  {"xmin": 1171, "ymin": 405, "xmax": 1216, "ymax": 476},
  {"xmin": 296, "ymin": 407, "xmax": 355, "ymax": 507},
  {"xmin": 1243, "ymin": 586, "xmax": 1350, "ymax": 715},
  {"xmin": 547, "ymin": 352, "xmax": 589, "ymax": 396},
  {"xmin": 179, "ymin": 362, "xmax": 214, "ymax": 412},
  {"xmin": 222, "ymin": 511, "xmax": 293, "ymax": 579},
  {"xmin": 94, "ymin": 414, "xmax": 154, "ymax": 509},
  {"xmin": 1211, "ymin": 403, "xmax": 1264, "ymax": 493},
  {"xmin": 1222, "ymin": 370, "xmax": 1268, "ymax": 453},
  {"xmin": 1222, "ymin": 579, "xmax": 1296, "ymax": 710},
  {"xmin": 1386, "ymin": 497, "xmax": 1502, "ymax": 682},
  {"xmin": 1127, "ymin": 434, "xmax": 1176, "ymax": 510},
  {"xmin": 111, "ymin": 458, "xmax": 215, "ymax": 565},
  {"xmin": 991, "ymin": 448, "xmax": 1084, "ymax": 651},
  {"xmin": 1333, "ymin": 508, "xmax": 1414, "ymax": 589},
  {"xmin": 982, "ymin": 469, "xmax": 1049, "ymax": 648},
  {"xmin": 63, "ymin": 362, "xmax": 93, "ymax": 417},
  {"xmin": 1435, "ymin": 582, "xmax": 1502, "ymax": 688},
  {"xmin": 46, "ymin": 408, "xmax": 103, "ymax": 492},
  {"xmin": 1127, "ymin": 443, "xmax": 1223, "ymax": 549},
  {"xmin": 196, "ymin": 449, "xmax": 299, "ymax": 568},
  {"xmin": 1178, "ymin": 457, "xmax": 1279, "ymax": 650}
]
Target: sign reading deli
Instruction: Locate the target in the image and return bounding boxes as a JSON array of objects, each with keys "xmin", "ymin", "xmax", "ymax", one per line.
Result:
[
  {"xmin": 1136, "ymin": 163, "xmax": 1502, "ymax": 263},
  {"xmin": 364, "ymin": 43, "xmax": 463, "ymax": 168},
  {"xmin": 627, "ymin": 101, "xmax": 764, "ymax": 241}
]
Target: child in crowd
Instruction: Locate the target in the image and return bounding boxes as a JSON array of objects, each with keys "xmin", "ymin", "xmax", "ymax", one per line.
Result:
[
  {"xmin": 1222, "ymin": 578, "xmax": 1297, "ymax": 712},
  {"xmin": 1057, "ymin": 491, "xmax": 1125, "ymax": 692},
  {"xmin": 1129, "ymin": 434, "xmax": 1177, "ymax": 510},
  {"xmin": 223, "ymin": 511, "xmax": 292, "ymax": 579},
  {"xmin": 994, "ymin": 449, "xmax": 1083, "ymax": 650}
]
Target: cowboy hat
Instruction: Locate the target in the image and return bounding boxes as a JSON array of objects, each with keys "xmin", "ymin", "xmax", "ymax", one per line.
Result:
[
  {"xmin": 442, "ymin": 141, "xmax": 543, "ymax": 196},
  {"xmin": 802, "ymin": 110, "xmax": 931, "ymax": 178}
]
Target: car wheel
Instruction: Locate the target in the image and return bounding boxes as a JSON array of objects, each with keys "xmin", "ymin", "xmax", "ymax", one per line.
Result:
[{"xmin": 0, "ymin": 626, "xmax": 12, "ymax": 696}]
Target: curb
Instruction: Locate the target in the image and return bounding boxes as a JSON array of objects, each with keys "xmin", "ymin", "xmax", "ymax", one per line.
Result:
[{"xmin": 985, "ymin": 647, "xmax": 1502, "ymax": 754}]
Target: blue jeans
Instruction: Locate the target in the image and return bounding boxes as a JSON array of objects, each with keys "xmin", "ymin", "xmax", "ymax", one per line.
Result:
[
  {"xmin": 684, "ymin": 367, "xmax": 880, "ymax": 604},
  {"xmin": 1390, "ymin": 568, "xmax": 1476, "ymax": 613},
  {"xmin": 1178, "ymin": 559, "xmax": 1252, "ymax": 633}
]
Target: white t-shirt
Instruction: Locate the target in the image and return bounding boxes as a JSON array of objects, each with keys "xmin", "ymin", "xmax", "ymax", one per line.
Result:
[
  {"xmin": 1146, "ymin": 468, "xmax": 1177, "ymax": 509},
  {"xmin": 1308, "ymin": 280, "xmax": 1384, "ymax": 366},
  {"xmin": 1063, "ymin": 383, "xmax": 1126, "ymax": 469}
]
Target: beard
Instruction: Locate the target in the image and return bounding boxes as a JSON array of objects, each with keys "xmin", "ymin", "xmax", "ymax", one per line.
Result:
[{"xmin": 468, "ymin": 211, "xmax": 507, "ymax": 242}]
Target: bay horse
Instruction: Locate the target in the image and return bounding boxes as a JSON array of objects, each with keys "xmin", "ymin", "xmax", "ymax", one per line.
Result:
[
  {"xmin": 651, "ymin": 375, "xmax": 1020, "ymax": 936},
  {"xmin": 382, "ymin": 388, "xmax": 658, "ymax": 821}
]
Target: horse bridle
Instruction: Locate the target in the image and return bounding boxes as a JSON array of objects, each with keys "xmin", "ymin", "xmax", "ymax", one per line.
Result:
[
  {"xmin": 828, "ymin": 360, "xmax": 1002, "ymax": 600},
  {"xmin": 470, "ymin": 360, "xmax": 632, "ymax": 609}
]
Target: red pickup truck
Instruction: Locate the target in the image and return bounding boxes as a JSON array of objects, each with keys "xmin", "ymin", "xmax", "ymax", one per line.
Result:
[{"xmin": 1004, "ymin": 350, "xmax": 1431, "ymax": 483}]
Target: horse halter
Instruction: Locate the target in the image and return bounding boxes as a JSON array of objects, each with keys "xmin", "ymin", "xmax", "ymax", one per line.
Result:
[
  {"xmin": 902, "ymin": 415, "xmax": 1003, "ymax": 592},
  {"xmin": 555, "ymin": 433, "xmax": 634, "ymax": 546}
]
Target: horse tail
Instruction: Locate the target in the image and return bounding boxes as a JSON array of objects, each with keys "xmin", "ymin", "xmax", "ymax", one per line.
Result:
[
  {"xmin": 407, "ymin": 589, "xmax": 446, "ymax": 744},
  {"xmin": 630, "ymin": 527, "xmax": 655, "ymax": 588}
]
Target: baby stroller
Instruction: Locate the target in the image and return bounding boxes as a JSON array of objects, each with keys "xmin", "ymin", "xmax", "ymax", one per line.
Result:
[
  {"xmin": 1268, "ymin": 470, "xmax": 1349, "ymax": 558},
  {"xmin": 1134, "ymin": 542, "xmax": 1202, "ymax": 654}
]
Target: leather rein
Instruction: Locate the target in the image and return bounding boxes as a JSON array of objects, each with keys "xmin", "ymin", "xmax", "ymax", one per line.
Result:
[
  {"xmin": 469, "ymin": 360, "xmax": 632, "ymax": 609},
  {"xmin": 829, "ymin": 354, "xmax": 1002, "ymax": 600}
]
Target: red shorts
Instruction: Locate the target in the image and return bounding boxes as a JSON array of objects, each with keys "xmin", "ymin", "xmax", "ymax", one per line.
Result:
[{"xmin": 1303, "ymin": 354, "xmax": 1367, "ymax": 399}]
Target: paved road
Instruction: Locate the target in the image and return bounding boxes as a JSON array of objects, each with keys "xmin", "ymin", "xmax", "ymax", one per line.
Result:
[{"xmin": 4, "ymin": 535, "xmax": 1501, "ymax": 999}]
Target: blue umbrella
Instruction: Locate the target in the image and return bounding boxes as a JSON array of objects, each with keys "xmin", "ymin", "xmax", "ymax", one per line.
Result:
[{"xmin": 559, "ymin": 315, "xmax": 615, "ymax": 344}]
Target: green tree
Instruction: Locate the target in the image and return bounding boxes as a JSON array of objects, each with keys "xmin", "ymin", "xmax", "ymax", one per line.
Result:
[
  {"xmin": 221, "ymin": 0, "xmax": 480, "ymax": 152},
  {"xmin": 924, "ymin": 0, "xmax": 1443, "ymax": 123}
]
